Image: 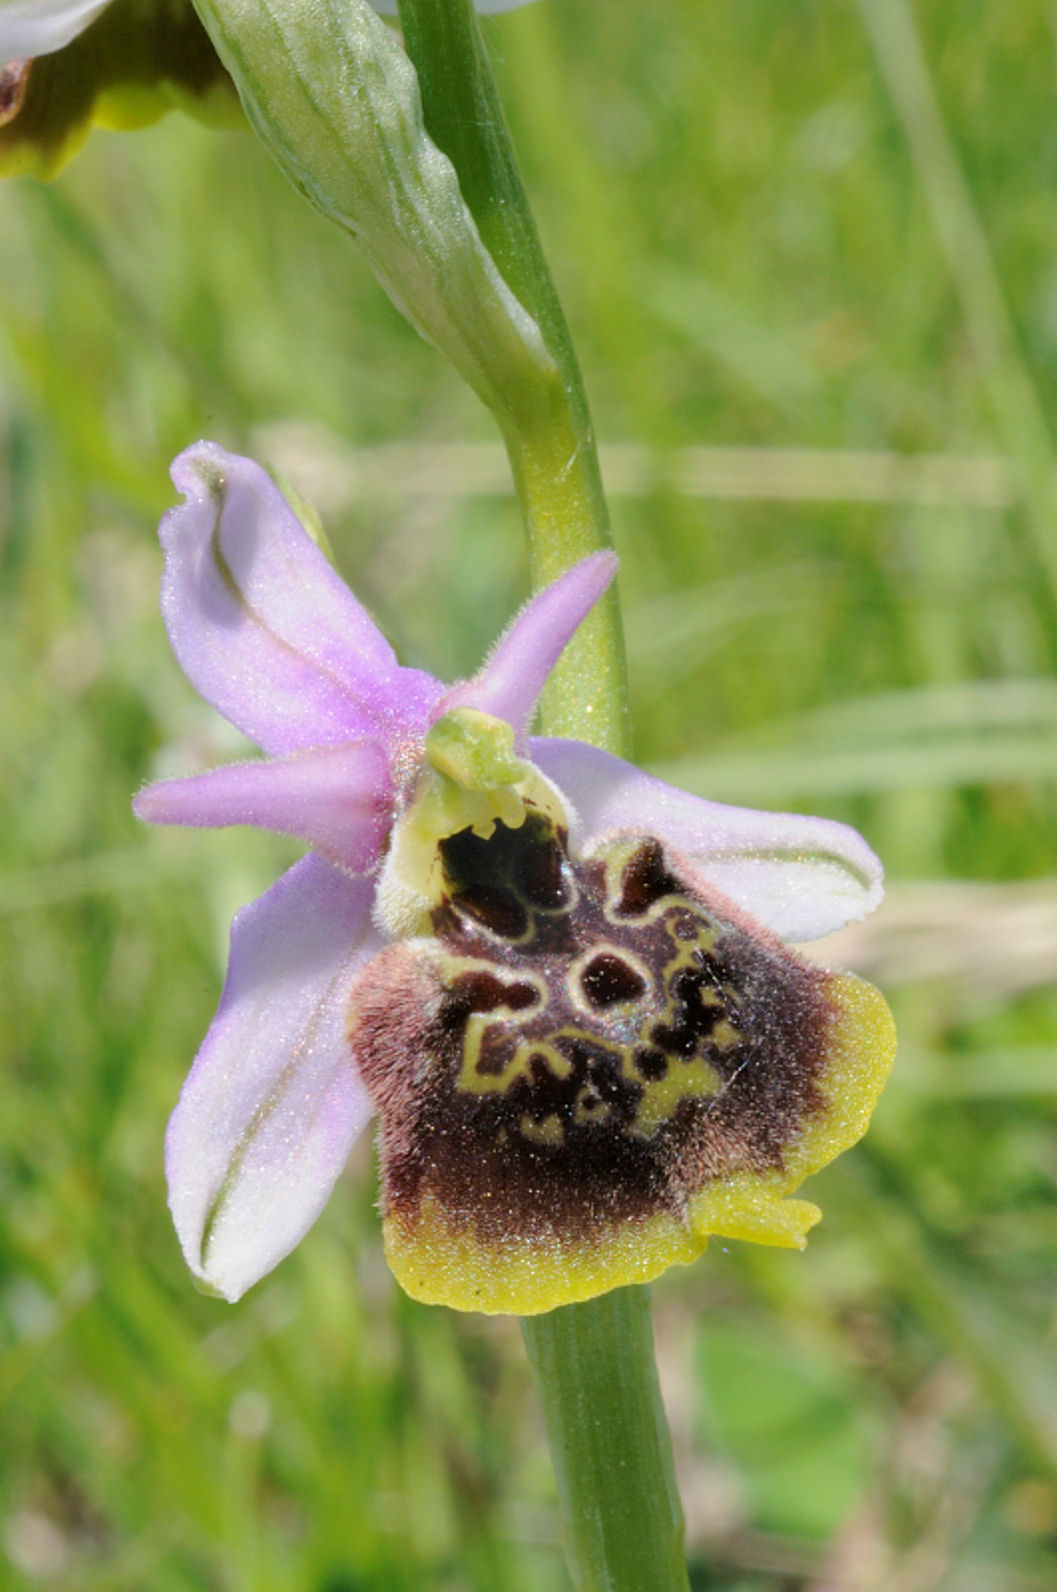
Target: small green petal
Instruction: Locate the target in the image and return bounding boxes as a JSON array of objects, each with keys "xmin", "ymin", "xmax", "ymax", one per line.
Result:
[{"xmin": 0, "ymin": 0, "xmax": 239, "ymax": 180}]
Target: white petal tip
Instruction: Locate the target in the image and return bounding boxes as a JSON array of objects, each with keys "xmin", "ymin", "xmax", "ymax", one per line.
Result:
[{"xmin": 189, "ymin": 1269, "xmax": 241, "ymax": 1304}]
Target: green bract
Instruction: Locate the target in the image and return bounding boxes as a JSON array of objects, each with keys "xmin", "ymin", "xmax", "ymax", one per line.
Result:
[{"xmin": 193, "ymin": 0, "xmax": 553, "ymax": 426}]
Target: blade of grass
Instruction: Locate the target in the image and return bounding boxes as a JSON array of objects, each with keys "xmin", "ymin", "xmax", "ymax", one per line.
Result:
[{"xmin": 856, "ymin": 0, "xmax": 1057, "ymax": 636}]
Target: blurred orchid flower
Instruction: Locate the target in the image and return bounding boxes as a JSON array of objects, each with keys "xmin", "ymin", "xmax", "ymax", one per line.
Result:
[
  {"xmin": 0, "ymin": 0, "xmax": 237, "ymax": 179},
  {"xmin": 0, "ymin": 0, "xmax": 532, "ymax": 61},
  {"xmin": 0, "ymin": 0, "xmax": 535, "ymax": 179},
  {"xmin": 135, "ymin": 443, "xmax": 894, "ymax": 1314},
  {"xmin": 0, "ymin": 0, "xmax": 110, "ymax": 58}
]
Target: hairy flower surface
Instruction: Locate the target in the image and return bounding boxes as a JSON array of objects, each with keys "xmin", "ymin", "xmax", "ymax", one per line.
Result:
[{"xmin": 135, "ymin": 442, "xmax": 895, "ymax": 1313}]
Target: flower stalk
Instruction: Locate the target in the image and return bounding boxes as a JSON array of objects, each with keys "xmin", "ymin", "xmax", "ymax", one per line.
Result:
[
  {"xmin": 522, "ymin": 1288, "xmax": 691, "ymax": 1592},
  {"xmin": 395, "ymin": 0, "xmax": 626, "ymax": 749}
]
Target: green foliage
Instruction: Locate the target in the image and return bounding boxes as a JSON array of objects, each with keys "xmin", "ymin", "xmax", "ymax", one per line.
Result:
[
  {"xmin": 695, "ymin": 1322, "xmax": 873, "ymax": 1540},
  {"xmin": 3, "ymin": 1, "xmax": 1057, "ymax": 1587}
]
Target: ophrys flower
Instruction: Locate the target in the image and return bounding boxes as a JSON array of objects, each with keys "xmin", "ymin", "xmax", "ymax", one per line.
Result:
[{"xmin": 135, "ymin": 442, "xmax": 895, "ymax": 1313}]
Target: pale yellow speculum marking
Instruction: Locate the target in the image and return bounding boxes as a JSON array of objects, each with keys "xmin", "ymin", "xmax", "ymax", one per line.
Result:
[
  {"xmin": 654, "ymin": 912, "xmax": 741, "ymax": 1055},
  {"xmin": 444, "ymin": 840, "xmax": 743, "ymax": 1135},
  {"xmin": 600, "ymin": 840, "xmax": 666, "ymax": 925},
  {"xmin": 662, "ymin": 911, "xmax": 719, "ymax": 967},
  {"xmin": 709, "ymin": 1018, "xmax": 740, "ymax": 1051},
  {"xmin": 456, "ymin": 990, "xmax": 726, "ymax": 1140},
  {"xmin": 519, "ymin": 1113, "xmax": 565, "ymax": 1147},
  {"xmin": 616, "ymin": 911, "xmax": 737, "ymax": 1137},
  {"xmin": 632, "ymin": 1057, "xmax": 724, "ymax": 1137},
  {"xmin": 457, "ymin": 1008, "xmax": 572, "ymax": 1096},
  {"xmin": 597, "ymin": 848, "xmax": 740, "ymax": 1070},
  {"xmin": 574, "ymin": 1087, "xmax": 612, "ymax": 1125}
]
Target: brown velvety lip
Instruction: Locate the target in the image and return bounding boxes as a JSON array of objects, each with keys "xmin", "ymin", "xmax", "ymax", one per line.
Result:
[{"xmin": 352, "ymin": 815, "xmax": 839, "ymax": 1254}]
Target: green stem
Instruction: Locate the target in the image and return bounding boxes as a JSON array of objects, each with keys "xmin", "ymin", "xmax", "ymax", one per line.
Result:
[
  {"xmin": 396, "ymin": 5, "xmax": 687, "ymax": 1588},
  {"xmin": 396, "ymin": 0, "xmax": 627, "ymax": 752},
  {"xmin": 856, "ymin": 0, "xmax": 1057, "ymax": 635},
  {"xmin": 522, "ymin": 1289, "xmax": 691, "ymax": 1592}
]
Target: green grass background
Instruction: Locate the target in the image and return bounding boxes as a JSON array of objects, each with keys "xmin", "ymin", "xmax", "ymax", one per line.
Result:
[{"xmin": 3, "ymin": 1, "xmax": 1057, "ymax": 1587}]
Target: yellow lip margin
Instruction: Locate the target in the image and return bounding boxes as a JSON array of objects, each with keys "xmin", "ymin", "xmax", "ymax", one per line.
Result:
[{"xmin": 383, "ymin": 970, "xmax": 896, "ymax": 1315}]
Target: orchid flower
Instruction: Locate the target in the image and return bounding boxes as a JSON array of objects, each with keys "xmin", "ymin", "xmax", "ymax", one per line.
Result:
[
  {"xmin": 0, "ymin": 0, "xmax": 532, "ymax": 62},
  {"xmin": 134, "ymin": 442, "xmax": 895, "ymax": 1315},
  {"xmin": 0, "ymin": 0, "xmax": 538, "ymax": 182}
]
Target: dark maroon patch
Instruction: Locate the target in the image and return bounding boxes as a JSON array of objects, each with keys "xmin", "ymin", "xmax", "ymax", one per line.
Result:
[
  {"xmin": 651, "ymin": 967, "xmax": 725, "ymax": 1055},
  {"xmin": 580, "ymin": 952, "xmax": 647, "ymax": 1007},
  {"xmin": 516, "ymin": 826, "xmax": 570, "ymax": 909},
  {"xmin": 453, "ymin": 883, "xmax": 528, "ymax": 939},
  {"xmin": 350, "ymin": 821, "xmax": 837, "ymax": 1250},
  {"xmin": 614, "ymin": 837, "xmax": 683, "ymax": 916},
  {"xmin": 443, "ymin": 969, "xmax": 538, "ymax": 1023},
  {"xmin": 635, "ymin": 1046, "xmax": 669, "ymax": 1081},
  {"xmin": 0, "ymin": 61, "xmax": 29, "ymax": 128}
]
